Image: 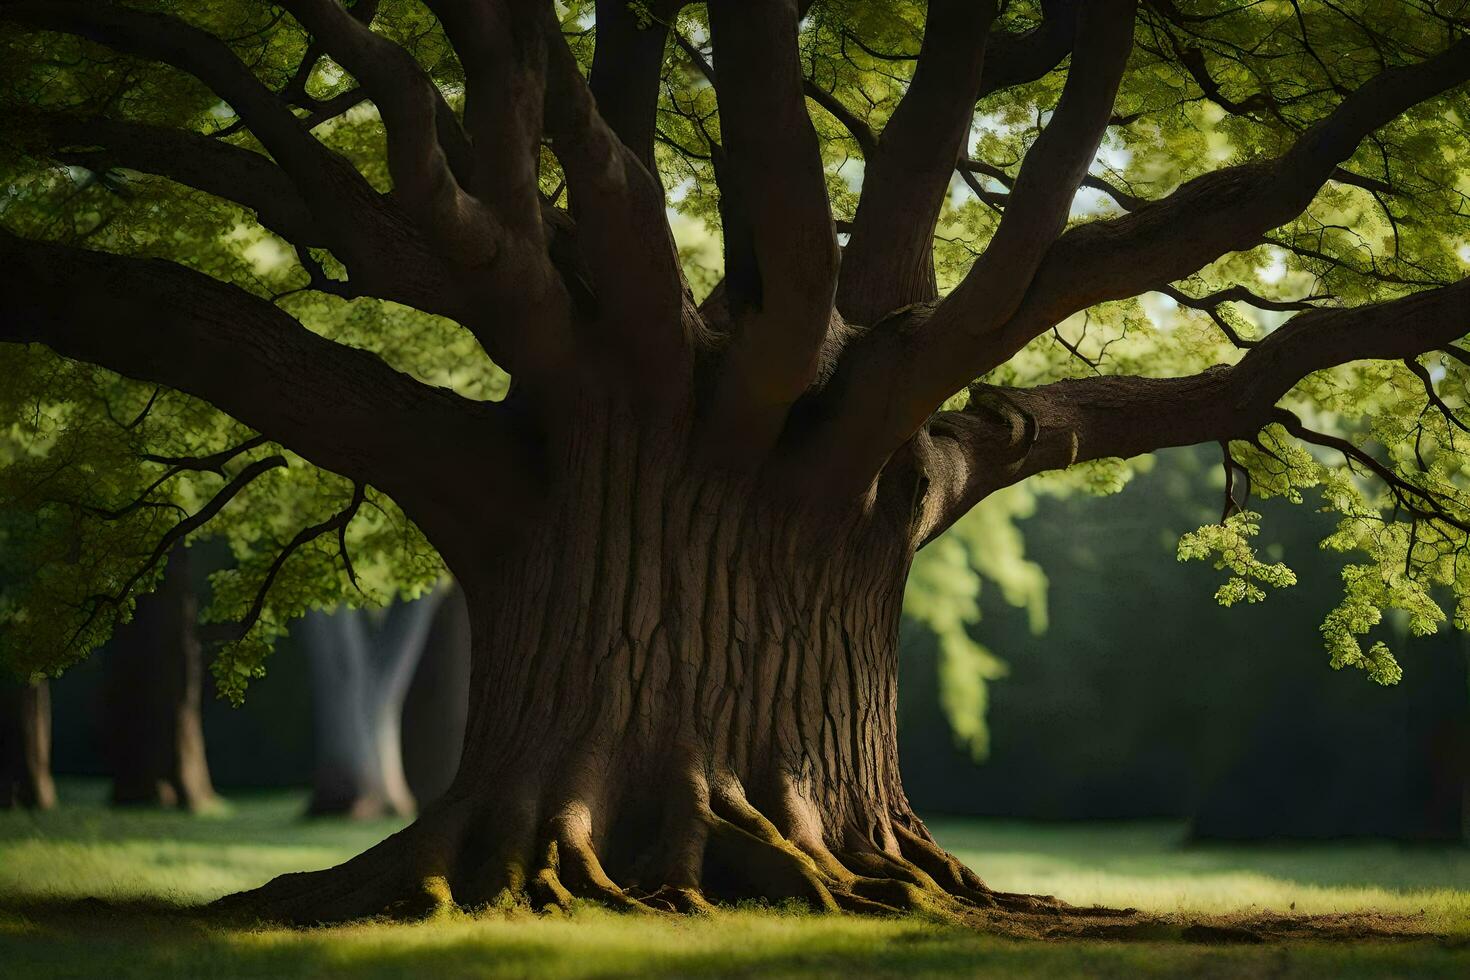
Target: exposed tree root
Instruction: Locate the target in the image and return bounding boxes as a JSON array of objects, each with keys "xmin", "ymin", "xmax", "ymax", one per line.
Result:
[
  {"xmin": 209, "ymin": 779, "xmax": 1445, "ymax": 947},
  {"xmin": 211, "ymin": 773, "xmax": 1151, "ymax": 934}
]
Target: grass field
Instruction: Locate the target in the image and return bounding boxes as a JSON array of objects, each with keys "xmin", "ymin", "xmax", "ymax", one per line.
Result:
[{"xmin": 2, "ymin": 780, "xmax": 1468, "ymax": 978}]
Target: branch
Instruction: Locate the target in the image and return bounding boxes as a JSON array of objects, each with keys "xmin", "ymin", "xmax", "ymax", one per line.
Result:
[
  {"xmin": 1403, "ymin": 357, "xmax": 1470, "ymax": 435},
  {"xmin": 543, "ymin": 12, "xmax": 689, "ymax": 394},
  {"xmin": 802, "ymin": 1, "xmax": 1134, "ymax": 492},
  {"xmin": 978, "ymin": 0, "xmax": 1082, "ymax": 98},
  {"xmin": 425, "ymin": 0, "xmax": 546, "ymax": 232},
  {"xmin": 417, "ymin": 0, "xmax": 586, "ymax": 382},
  {"xmin": 802, "ymin": 79, "xmax": 878, "ymax": 158},
  {"xmin": 939, "ymin": 0, "xmax": 1136, "ymax": 338},
  {"xmin": 13, "ymin": 112, "xmax": 325, "ymax": 248},
  {"xmin": 589, "ymin": 0, "xmax": 677, "ymax": 169},
  {"xmin": 1275, "ymin": 409, "xmax": 1470, "ymax": 534},
  {"xmin": 233, "ymin": 483, "xmax": 367, "ymax": 642},
  {"xmin": 835, "ymin": 0, "xmax": 1001, "ymax": 325},
  {"xmin": 704, "ymin": 0, "xmax": 841, "ymax": 457},
  {"xmin": 0, "ymin": 2, "xmax": 367, "ymax": 222},
  {"xmin": 0, "ymin": 1, "xmax": 459, "ymax": 318},
  {"xmin": 278, "ymin": 0, "xmax": 491, "ymax": 251},
  {"xmin": 918, "ymin": 275, "xmax": 1470, "ymax": 543},
  {"xmin": 90, "ymin": 436, "xmax": 271, "ymax": 522},
  {"xmin": 984, "ymin": 35, "xmax": 1470, "ymax": 370},
  {"xmin": 72, "ymin": 454, "xmax": 287, "ymax": 651},
  {"xmin": 0, "ymin": 232, "xmax": 527, "ymax": 525}
]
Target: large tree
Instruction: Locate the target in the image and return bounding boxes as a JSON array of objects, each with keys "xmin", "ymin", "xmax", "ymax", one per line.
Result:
[{"xmin": 2, "ymin": 0, "xmax": 1470, "ymax": 924}]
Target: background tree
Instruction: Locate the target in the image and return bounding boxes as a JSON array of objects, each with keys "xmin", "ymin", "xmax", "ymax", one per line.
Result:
[
  {"xmin": 401, "ymin": 583, "xmax": 472, "ymax": 809},
  {"xmin": 2, "ymin": 0, "xmax": 1470, "ymax": 924},
  {"xmin": 0, "ymin": 674, "xmax": 56, "ymax": 811},
  {"xmin": 104, "ymin": 543, "xmax": 217, "ymax": 810},
  {"xmin": 303, "ymin": 585, "xmax": 449, "ymax": 819}
]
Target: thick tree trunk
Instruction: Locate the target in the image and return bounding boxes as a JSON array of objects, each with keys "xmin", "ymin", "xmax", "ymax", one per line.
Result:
[
  {"xmin": 0, "ymin": 676, "xmax": 57, "ymax": 811},
  {"xmin": 402, "ymin": 585, "xmax": 472, "ymax": 809},
  {"xmin": 304, "ymin": 589, "xmax": 448, "ymax": 819},
  {"xmin": 105, "ymin": 544, "xmax": 216, "ymax": 811},
  {"xmin": 226, "ymin": 413, "xmax": 1090, "ymax": 926}
]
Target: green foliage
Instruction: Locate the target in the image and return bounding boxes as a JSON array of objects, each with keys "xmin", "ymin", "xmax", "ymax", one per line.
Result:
[
  {"xmin": 905, "ymin": 486, "xmax": 1047, "ymax": 758},
  {"xmin": 2, "ymin": 0, "xmax": 1470, "ymax": 704},
  {"xmin": 1178, "ymin": 511, "xmax": 1298, "ymax": 608}
]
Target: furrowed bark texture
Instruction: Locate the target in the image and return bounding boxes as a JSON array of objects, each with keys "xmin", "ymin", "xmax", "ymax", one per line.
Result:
[
  {"xmin": 0, "ymin": 676, "xmax": 56, "ymax": 811},
  {"xmin": 226, "ymin": 403, "xmax": 1093, "ymax": 924},
  {"xmin": 104, "ymin": 545, "xmax": 216, "ymax": 812}
]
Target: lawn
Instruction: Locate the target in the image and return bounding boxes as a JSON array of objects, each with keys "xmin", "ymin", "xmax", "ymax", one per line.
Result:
[{"xmin": 1, "ymin": 780, "xmax": 1467, "ymax": 978}]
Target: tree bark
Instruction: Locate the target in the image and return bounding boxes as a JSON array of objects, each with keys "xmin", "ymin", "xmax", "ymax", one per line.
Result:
[
  {"xmin": 304, "ymin": 588, "xmax": 449, "ymax": 819},
  {"xmin": 104, "ymin": 544, "xmax": 217, "ymax": 811},
  {"xmin": 0, "ymin": 676, "xmax": 57, "ymax": 811},
  {"xmin": 225, "ymin": 410, "xmax": 1085, "ymax": 926}
]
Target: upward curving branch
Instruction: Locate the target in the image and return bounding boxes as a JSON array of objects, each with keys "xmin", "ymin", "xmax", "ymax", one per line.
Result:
[
  {"xmin": 934, "ymin": 0, "xmax": 1136, "ymax": 348},
  {"xmin": 588, "ymin": 0, "xmax": 679, "ymax": 170},
  {"xmin": 278, "ymin": 0, "xmax": 490, "ymax": 253},
  {"xmin": 702, "ymin": 0, "xmax": 841, "ymax": 457},
  {"xmin": 543, "ymin": 12, "xmax": 689, "ymax": 394},
  {"xmin": 983, "ymin": 34, "xmax": 1470, "ymax": 372},
  {"xmin": 835, "ymin": 0, "xmax": 1000, "ymax": 325},
  {"xmin": 802, "ymin": 0, "xmax": 1134, "ymax": 492},
  {"xmin": 808, "ymin": 22, "xmax": 1469, "ymax": 496}
]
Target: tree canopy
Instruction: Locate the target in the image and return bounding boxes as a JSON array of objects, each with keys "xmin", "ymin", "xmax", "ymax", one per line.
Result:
[{"xmin": 2, "ymin": 0, "xmax": 1469, "ymax": 717}]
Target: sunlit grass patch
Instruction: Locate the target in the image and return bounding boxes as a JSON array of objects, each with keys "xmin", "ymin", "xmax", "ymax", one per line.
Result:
[
  {"xmin": 2, "ymin": 782, "xmax": 1468, "ymax": 978},
  {"xmin": 931, "ymin": 817, "xmax": 1470, "ymax": 934}
]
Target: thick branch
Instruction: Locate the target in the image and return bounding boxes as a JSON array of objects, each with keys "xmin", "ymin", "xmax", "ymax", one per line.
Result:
[
  {"xmin": 14, "ymin": 112, "xmax": 324, "ymax": 248},
  {"xmin": 543, "ymin": 14, "xmax": 689, "ymax": 394},
  {"xmin": 835, "ymin": 0, "xmax": 1000, "ymax": 325},
  {"xmin": 704, "ymin": 0, "xmax": 841, "ymax": 456},
  {"xmin": 0, "ymin": 232, "xmax": 529, "ymax": 529},
  {"xmin": 425, "ymin": 0, "xmax": 547, "ymax": 234},
  {"xmin": 418, "ymin": 0, "xmax": 583, "ymax": 383},
  {"xmin": 919, "ymin": 276, "xmax": 1470, "ymax": 543},
  {"xmin": 279, "ymin": 0, "xmax": 492, "ymax": 254},
  {"xmin": 978, "ymin": 0, "xmax": 1082, "ymax": 98},
  {"xmin": 984, "ymin": 35, "xmax": 1470, "ymax": 371},
  {"xmin": 1, "ymin": 2, "xmax": 368, "ymax": 222},
  {"xmin": 1, "ymin": 0, "xmax": 460, "ymax": 318},
  {"xmin": 800, "ymin": 1, "xmax": 1134, "ymax": 493},
  {"xmin": 939, "ymin": 0, "xmax": 1136, "ymax": 340},
  {"xmin": 811, "ymin": 27, "xmax": 1470, "ymax": 502},
  {"xmin": 588, "ymin": 0, "xmax": 676, "ymax": 169}
]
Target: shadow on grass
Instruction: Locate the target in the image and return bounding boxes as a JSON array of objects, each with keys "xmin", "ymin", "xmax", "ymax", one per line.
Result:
[{"xmin": 1, "ymin": 900, "xmax": 1469, "ymax": 980}]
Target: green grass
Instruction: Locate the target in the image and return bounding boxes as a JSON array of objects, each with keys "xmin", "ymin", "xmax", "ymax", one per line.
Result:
[{"xmin": 2, "ymin": 780, "xmax": 1468, "ymax": 978}]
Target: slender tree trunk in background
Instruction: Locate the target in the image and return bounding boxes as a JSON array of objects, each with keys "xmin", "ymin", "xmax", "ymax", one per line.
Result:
[
  {"xmin": 402, "ymin": 584, "xmax": 471, "ymax": 809},
  {"xmin": 0, "ymin": 676, "xmax": 57, "ymax": 811},
  {"xmin": 305, "ymin": 587, "xmax": 449, "ymax": 819},
  {"xmin": 104, "ymin": 544, "xmax": 216, "ymax": 811},
  {"xmin": 1407, "ymin": 633, "xmax": 1470, "ymax": 842}
]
